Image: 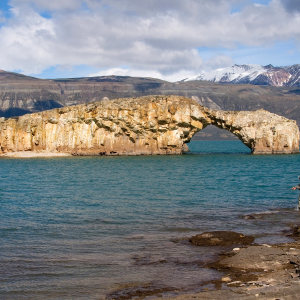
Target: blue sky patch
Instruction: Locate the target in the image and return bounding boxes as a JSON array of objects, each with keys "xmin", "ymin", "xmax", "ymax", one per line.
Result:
[
  {"xmin": 40, "ymin": 12, "xmax": 52, "ymax": 19},
  {"xmin": 198, "ymin": 39, "xmax": 299, "ymax": 69},
  {"xmin": 30, "ymin": 65, "xmax": 100, "ymax": 80},
  {"xmin": 0, "ymin": 1, "xmax": 11, "ymax": 13},
  {"xmin": 231, "ymin": 0, "xmax": 272, "ymax": 14}
]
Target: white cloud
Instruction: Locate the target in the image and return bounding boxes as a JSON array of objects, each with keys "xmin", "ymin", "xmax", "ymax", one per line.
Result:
[
  {"xmin": 0, "ymin": 0, "xmax": 299, "ymax": 79},
  {"xmin": 281, "ymin": 0, "xmax": 300, "ymax": 13},
  {"xmin": 203, "ymin": 55, "xmax": 235, "ymax": 72},
  {"xmin": 89, "ymin": 68, "xmax": 200, "ymax": 82},
  {"xmin": 0, "ymin": 7, "xmax": 55, "ymax": 73}
]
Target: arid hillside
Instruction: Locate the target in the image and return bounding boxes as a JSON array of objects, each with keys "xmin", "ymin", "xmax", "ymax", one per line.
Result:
[{"xmin": 1, "ymin": 70, "xmax": 300, "ymax": 140}]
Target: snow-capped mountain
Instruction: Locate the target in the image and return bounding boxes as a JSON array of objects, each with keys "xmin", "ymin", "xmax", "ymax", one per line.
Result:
[{"xmin": 183, "ymin": 64, "xmax": 300, "ymax": 87}]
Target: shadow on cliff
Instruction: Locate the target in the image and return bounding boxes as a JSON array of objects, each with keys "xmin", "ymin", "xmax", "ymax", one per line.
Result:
[
  {"xmin": 0, "ymin": 100, "xmax": 63, "ymax": 118},
  {"xmin": 288, "ymin": 89, "xmax": 300, "ymax": 95},
  {"xmin": 0, "ymin": 108, "xmax": 32, "ymax": 118},
  {"xmin": 133, "ymin": 83, "xmax": 163, "ymax": 93},
  {"xmin": 33, "ymin": 100, "xmax": 63, "ymax": 111}
]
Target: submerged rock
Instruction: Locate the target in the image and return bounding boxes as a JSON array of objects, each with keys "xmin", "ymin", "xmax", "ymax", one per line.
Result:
[
  {"xmin": 190, "ymin": 231, "xmax": 254, "ymax": 246},
  {"xmin": 244, "ymin": 214, "xmax": 257, "ymax": 220},
  {"xmin": 290, "ymin": 225, "xmax": 300, "ymax": 239}
]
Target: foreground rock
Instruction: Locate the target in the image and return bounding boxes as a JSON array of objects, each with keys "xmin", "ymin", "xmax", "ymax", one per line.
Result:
[
  {"xmin": 0, "ymin": 95, "xmax": 298, "ymax": 156},
  {"xmin": 190, "ymin": 231, "xmax": 254, "ymax": 246},
  {"xmin": 158, "ymin": 241, "xmax": 300, "ymax": 300}
]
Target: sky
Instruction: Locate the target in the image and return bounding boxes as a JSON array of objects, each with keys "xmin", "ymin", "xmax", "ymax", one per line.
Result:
[{"xmin": 0, "ymin": 0, "xmax": 299, "ymax": 81}]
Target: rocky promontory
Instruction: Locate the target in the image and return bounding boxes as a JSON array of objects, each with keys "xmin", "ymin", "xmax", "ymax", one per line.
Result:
[{"xmin": 0, "ymin": 95, "xmax": 298, "ymax": 156}]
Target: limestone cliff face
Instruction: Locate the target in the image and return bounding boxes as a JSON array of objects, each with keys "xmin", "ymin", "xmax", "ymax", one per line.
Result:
[
  {"xmin": 204, "ymin": 108, "xmax": 299, "ymax": 154},
  {"xmin": 0, "ymin": 95, "xmax": 298, "ymax": 155}
]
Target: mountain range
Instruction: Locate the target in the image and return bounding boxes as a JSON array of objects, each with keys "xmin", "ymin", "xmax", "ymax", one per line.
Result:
[
  {"xmin": 183, "ymin": 64, "xmax": 300, "ymax": 87},
  {"xmin": 0, "ymin": 68, "xmax": 300, "ymax": 141}
]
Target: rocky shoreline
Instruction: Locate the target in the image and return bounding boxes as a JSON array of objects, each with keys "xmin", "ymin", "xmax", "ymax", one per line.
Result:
[
  {"xmin": 158, "ymin": 229, "xmax": 300, "ymax": 300},
  {"xmin": 106, "ymin": 229, "xmax": 300, "ymax": 300}
]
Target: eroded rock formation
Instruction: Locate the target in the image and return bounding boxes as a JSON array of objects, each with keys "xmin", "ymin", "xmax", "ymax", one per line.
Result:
[
  {"xmin": 205, "ymin": 108, "xmax": 299, "ymax": 154},
  {"xmin": 0, "ymin": 95, "xmax": 298, "ymax": 155}
]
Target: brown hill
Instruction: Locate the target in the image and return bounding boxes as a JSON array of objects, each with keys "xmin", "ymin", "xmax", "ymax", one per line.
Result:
[{"xmin": 1, "ymin": 71, "xmax": 300, "ymax": 140}]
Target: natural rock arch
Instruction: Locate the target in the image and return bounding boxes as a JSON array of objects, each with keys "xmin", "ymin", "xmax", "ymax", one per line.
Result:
[
  {"xmin": 200, "ymin": 107, "xmax": 299, "ymax": 154},
  {"xmin": 0, "ymin": 95, "xmax": 298, "ymax": 155}
]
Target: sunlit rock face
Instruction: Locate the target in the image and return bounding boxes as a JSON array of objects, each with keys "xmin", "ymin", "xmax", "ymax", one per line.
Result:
[
  {"xmin": 0, "ymin": 95, "xmax": 298, "ymax": 155},
  {"xmin": 204, "ymin": 108, "xmax": 299, "ymax": 154}
]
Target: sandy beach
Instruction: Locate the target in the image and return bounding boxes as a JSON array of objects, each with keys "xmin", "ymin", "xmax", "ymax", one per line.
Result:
[{"xmin": 0, "ymin": 151, "xmax": 72, "ymax": 158}]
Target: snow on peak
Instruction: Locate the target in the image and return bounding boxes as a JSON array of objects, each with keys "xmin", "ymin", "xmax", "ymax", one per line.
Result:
[{"xmin": 182, "ymin": 64, "xmax": 300, "ymax": 87}]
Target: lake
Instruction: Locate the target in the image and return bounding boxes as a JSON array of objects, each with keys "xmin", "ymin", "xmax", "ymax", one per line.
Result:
[{"xmin": 1, "ymin": 141, "xmax": 300, "ymax": 299}]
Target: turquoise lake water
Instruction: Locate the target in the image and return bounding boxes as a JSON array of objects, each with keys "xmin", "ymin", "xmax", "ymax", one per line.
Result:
[{"xmin": 1, "ymin": 141, "xmax": 300, "ymax": 299}]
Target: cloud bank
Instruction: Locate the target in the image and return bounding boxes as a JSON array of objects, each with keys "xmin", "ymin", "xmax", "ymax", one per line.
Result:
[{"xmin": 0, "ymin": 0, "xmax": 299, "ymax": 81}]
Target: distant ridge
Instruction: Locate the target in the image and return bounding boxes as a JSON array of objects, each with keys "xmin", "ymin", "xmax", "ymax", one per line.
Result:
[
  {"xmin": 183, "ymin": 64, "xmax": 300, "ymax": 87},
  {"xmin": 0, "ymin": 70, "xmax": 41, "ymax": 81}
]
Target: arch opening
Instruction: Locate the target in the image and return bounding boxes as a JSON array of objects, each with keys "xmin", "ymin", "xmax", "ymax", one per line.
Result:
[
  {"xmin": 189, "ymin": 125, "xmax": 251, "ymax": 154},
  {"xmin": 191, "ymin": 125, "xmax": 239, "ymax": 141}
]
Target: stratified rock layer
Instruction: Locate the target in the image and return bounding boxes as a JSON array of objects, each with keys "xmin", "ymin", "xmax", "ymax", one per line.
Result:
[{"xmin": 0, "ymin": 95, "xmax": 298, "ymax": 155}]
